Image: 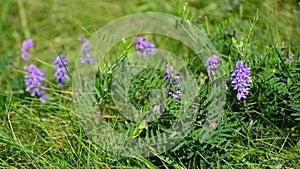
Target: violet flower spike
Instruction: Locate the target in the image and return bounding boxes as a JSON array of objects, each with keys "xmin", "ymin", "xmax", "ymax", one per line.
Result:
[
  {"xmin": 53, "ymin": 54, "xmax": 70, "ymax": 88},
  {"xmin": 24, "ymin": 64, "xmax": 48, "ymax": 103},
  {"xmin": 230, "ymin": 61, "xmax": 251, "ymax": 101},
  {"xmin": 205, "ymin": 54, "xmax": 220, "ymax": 77},
  {"xmin": 164, "ymin": 64, "xmax": 181, "ymax": 100},
  {"xmin": 78, "ymin": 37, "xmax": 94, "ymax": 64},
  {"xmin": 21, "ymin": 39, "xmax": 34, "ymax": 61}
]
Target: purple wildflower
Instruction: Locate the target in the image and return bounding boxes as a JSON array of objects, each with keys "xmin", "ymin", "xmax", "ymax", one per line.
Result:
[
  {"xmin": 230, "ymin": 61, "xmax": 251, "ymax": 101},
  {"xmin": 146, "ymin": 42, "xmax": 156, "ymax": 54},
  {"xmin": 164, "ymin": 65, "xmax": 181, "ymax": 100},
  {"xmin": 77, "ymin": 37, "xmax": 86, "ymax": 43},
  {"xmin": 78, "ymin": 37, "xmax": 94, "ymax": 64},
  {"xmin": 135, "ymin": 36, "xmax": 156, "ymax": 59},
  {"xmin": 24, "ymin": 64, "xmax": 48, "ymax": 103},
  {"xmin": 171, "ymin": 92, "xmax": 181, "ymax": 100},
  {"xmin": 164, "ymin": 65, "xmax": 171, "ymax": 79},
  {"xmin": 135, "ymin": 37, "xmax": 147, "ymax": 51},
  {"xmin": 21, "ymin": 39, "xmax": 34, "ymax": 61},
  {"xmin": 285, "ymin": 52, "xmax": 294, "ymax": 63},
  {"xmin": 153, "ymin": 104, "xmax": 161, "ymax": 116},
  {"xmin": 53, "ymin": 54, "xmax": 70, "ymax": 88},
  {"xmin": 205, "ymin": 54, "xmax": 220, "ymax": 77}
]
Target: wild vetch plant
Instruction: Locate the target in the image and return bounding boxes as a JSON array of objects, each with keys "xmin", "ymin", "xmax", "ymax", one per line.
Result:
[
  {"xmin": 135, "ymin": 36, "xmax": 180, "ymax": 100},
  {"xmin": 285, "ymin": 52, "xmax": 294, "ymax": 63},
  {"xmin": 205, "ymin": 54, "xmax": 220, "ymax": 77},
  {"xmin": 135, "ymin": 36, "xmax": 156, "ymax": 58},
  {"xmin": 24, "ymin": 64, "xmax": 48, "ymax": 103},
  {"xmin": 78, "ymin": 37, "xmax": 94, "ymax": 64},
  {"xmin": 164, "ymin": 64, "xmax": 181, "ymax": 100},
  {"xmin": 8, "ymin": 3, "xmax": 299, "ymax": 167},
  {"xmin": 230, "ymin": 61, "xmax": 251, "ymax": 101},
  {"xmin": 21, "ymin": 39, "xmax": 72, "ymax": 102},
  {"xmin": 21, "ymin": 39, "xmax": 48, "ymax": 103},
  {"xmin": 21, "ymin": 36, "xmax": 99, "ymax": 103},
  {"xmin": 53, "ymin": 54, "xmax": 70, "ymax": 88},
  {"xmin": 21, "ymin": 39, "xmax": 34, "ymax": 61}
]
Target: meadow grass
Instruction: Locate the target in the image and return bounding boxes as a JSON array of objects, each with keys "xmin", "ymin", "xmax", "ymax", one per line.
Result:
[{"xmin": 0, "ymin": 0, "xmax": 299, "ymax": 168}]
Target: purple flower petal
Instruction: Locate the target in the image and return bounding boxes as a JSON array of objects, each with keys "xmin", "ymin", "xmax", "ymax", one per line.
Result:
[
  {"xmin": 21, "ymin": 39, "xmax": 34, "ymax": 61},
  {"xmin": 77, "ymin": 37, "xmax": 86, "ymax": 43}
]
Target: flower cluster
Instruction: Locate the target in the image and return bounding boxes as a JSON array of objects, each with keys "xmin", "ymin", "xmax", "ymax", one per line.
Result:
[
  {"xmin": 21, "ymin": 39, "xmax": 34, "ymax": 61},
  {"xmin": 78, "ymin": 37, "xmax": 93, "ymax": 64},
  {"xmin": 135, "ymin": 36, "xmax": 156, "ymax": 58},
  {"xmin": 21, "ymin": 38, "xmax": 72, "ymax": 103},
  {"xmin": 53, "ymin": 54, "xmax": 70, "ymax": 88},
  {"xmin": 24, "ymin": 64, "xmax": 48, "ymax": 103},
  {"xmin": 19, "ymin": 35, "xmax": 255, "ymax": 105},
  {"xmin": 230, "ymin": 61, "xmax": 251, "ymax": 101},
  {"xmin": 205, "ymin": 54, "xmax": 220, "ymax": 77},
  {"xmin": 164, "ymin": 65, "xmax": 181, "ymax": 100}
]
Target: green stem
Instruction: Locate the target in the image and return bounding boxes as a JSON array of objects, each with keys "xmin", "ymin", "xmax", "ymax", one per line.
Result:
[
  {"xmin": 17, "ymin": 0, "xmax": 30, "ymax": 38},
  {"xmin": 0, "ymin": 0, "xmax": 11, "ymax": 36}
]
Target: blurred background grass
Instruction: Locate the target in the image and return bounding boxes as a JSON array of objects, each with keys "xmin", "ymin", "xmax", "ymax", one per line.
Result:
[{"xmin": 1, "ymin": 0, "xmax": 299, "ymax": 59}]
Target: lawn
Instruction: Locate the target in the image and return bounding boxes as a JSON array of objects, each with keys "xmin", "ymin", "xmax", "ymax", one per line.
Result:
[{"xmin": 0, "ymin": 0, "xmax": 299, "ymax": 168}]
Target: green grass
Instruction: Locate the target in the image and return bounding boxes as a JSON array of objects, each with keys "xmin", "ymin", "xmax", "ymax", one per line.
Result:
[{"xmin": 1, "ymin": 0, "xmax": 300, "ymax": 168}]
